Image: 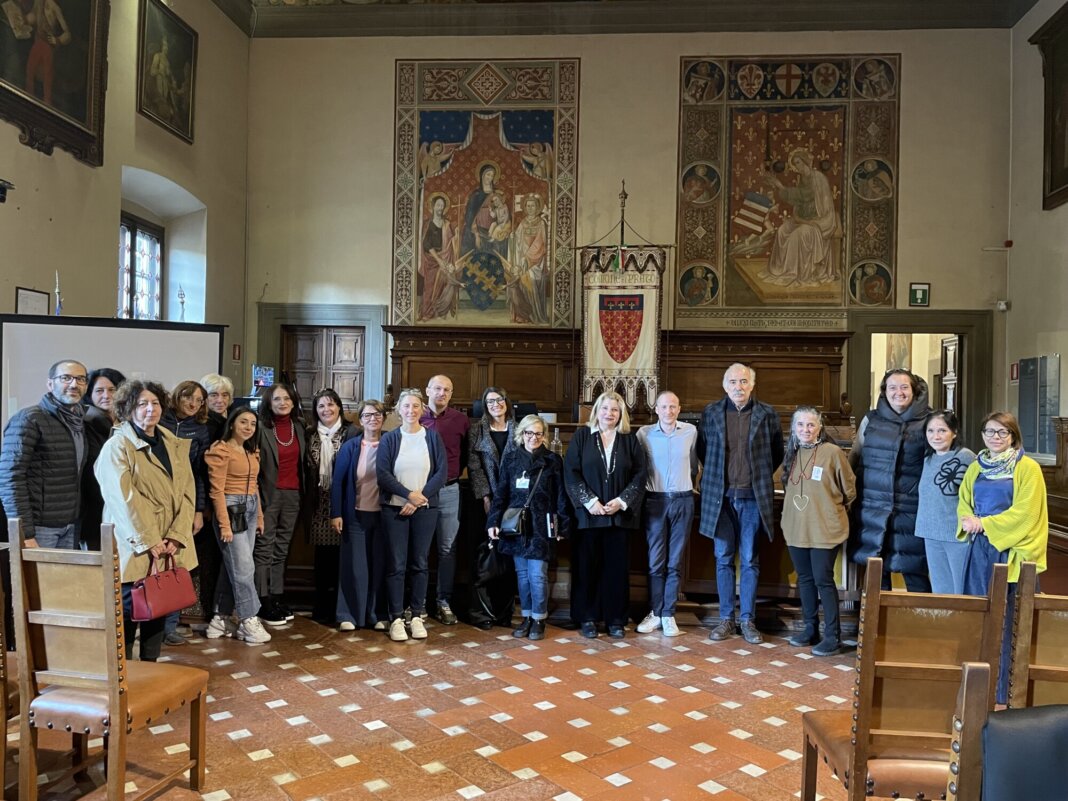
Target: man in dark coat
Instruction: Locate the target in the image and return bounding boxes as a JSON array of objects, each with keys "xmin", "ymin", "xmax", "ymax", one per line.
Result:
[
  {"xmin": 849, "ymin": 368, "xmax": 932, "ymax": 592},
  {"xmin": 698, "ymin": 363, "xmax": 785, "ymax": 644},
  {"xmin": 0, "ymin": 359, "xmax": 90, "ymax": 548}
]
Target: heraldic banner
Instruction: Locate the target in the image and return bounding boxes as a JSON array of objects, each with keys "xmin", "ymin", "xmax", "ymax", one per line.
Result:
[{"xmin": 580, "ymin": 246, "xmax": 666, "ymax": 407}]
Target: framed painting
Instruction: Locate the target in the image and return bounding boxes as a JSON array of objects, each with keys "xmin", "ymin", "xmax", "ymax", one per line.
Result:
[
  {"xmin": 136, "ymin": 0, "xmax": 197, "ymax": 143},
  {"xmin": 0, "ymin": 0, "xmax": 110, "ymax": 166},
  {"xmin": 1031, "ymin": 3, "xmax": 1068, "ymax": 210}
]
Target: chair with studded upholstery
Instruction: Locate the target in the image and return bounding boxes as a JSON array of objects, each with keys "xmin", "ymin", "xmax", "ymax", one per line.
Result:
[
  {"xmin": 8, "ymin": 519, "xmax": 208, "ymax": 801},
  {"xmin": 800, "ymin": 557, "xmax": 1007, "ymax": 801},
  {"xmin": 1007, "ymin": 560, "xmax": 1068, "ymax": 709}
]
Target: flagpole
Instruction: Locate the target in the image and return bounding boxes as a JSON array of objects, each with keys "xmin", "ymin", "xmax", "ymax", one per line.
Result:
[{"xmin": 617, "ymin": 180, "xmax": 627, "ymax": 272}]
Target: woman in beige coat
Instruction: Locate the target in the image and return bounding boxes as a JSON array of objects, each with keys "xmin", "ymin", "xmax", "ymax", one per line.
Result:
[{"xmin": 96, "ymin": 380, "xmax": 197, "ymax": 661}]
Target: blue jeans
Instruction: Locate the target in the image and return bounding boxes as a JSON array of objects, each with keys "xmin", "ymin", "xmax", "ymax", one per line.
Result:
[
  {"xmin": 923, "ymin": 538, "xmax": 969, "ymax": 595},
  {"xmin": 434, "ymin": 483, "xmax": 461, "ymax": 605},
  {"xmin": 384, "ymin": 505, "xmax": 439, "ymax": 619},
  {"xmin": 214, "ymin": 494, "xmax": 260, "ymax": 621},
  {"xmin": 962, "ymin": 534, "xmax": 1013, "ymax": 704},
  {"xmin": 713, "ymin": 495, "xmax": 761, "ymax": 622},
  {"xmin": 514, "ymin": 556, "xmax": 548, "ymax": 620},
  {"xmin": 337, "ymin": 509, "xmax": 384, "ymax": 627},
  {"xmin": 34, "ymin": 523, "xmax": 77, "ymax": 549},
  {"xmin": 644, "ymin": 493, "xmax": 694, "ymax": 617}
]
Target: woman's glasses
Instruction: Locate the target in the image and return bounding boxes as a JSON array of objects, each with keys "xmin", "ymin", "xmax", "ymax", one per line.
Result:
[{"xmin": 523, "ymin": 430, "xmax": 545, "ymax": 439}]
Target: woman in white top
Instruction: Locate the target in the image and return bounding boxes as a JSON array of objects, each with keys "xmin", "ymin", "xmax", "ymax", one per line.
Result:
[
  {"xmin": 376, "ymin": 389, "xmax": 447, "ymax": 641},
  {"xmin": 330, "ymin": 400, "xmax": 387, "ymax": 632}
]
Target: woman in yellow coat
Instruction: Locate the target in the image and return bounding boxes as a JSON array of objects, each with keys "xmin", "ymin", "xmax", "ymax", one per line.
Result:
[
  {"xmin": 96, "ymin": 380, "xmax": 197, "ymax": 661},
  {"xmin": 957, "ymin": 410, "xmax": 1048, "ymax": 704}
]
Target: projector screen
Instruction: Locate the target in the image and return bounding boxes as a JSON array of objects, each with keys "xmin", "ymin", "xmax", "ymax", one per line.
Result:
[{"xmin": 1, "ymin": 315, "xmax": 225, "ymax": 430}]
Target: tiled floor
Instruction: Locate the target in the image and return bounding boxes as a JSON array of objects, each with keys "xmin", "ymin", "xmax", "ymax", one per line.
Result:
[{"xmin": 18, "ymin": 616, "xmax": 854, "ymax": 800}]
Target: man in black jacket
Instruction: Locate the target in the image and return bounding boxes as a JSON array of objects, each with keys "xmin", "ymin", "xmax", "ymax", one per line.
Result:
[{"xmin": 0, "ymin": 359, "xmax": 89, "ymax": 548}]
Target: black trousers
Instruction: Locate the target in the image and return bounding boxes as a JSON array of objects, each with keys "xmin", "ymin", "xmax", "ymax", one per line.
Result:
[
  {"xmin": 571, "ymin": 526, "xmax": 629, "ymax": 626},
  {"xmin": 787, "ymin": 545, "xmax": 841, "ymax": 640},
  {"xmin": 121, "ymin": 583, "xmax": 165, "ymax": 661},
  {"xmin": 881, "ymin": 568, "xmax": 932, "ymax": 593}
]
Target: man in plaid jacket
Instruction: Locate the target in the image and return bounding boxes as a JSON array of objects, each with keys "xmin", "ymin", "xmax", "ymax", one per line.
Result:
[{"xmin": 697, "ymin": 363, "xmax": 784, "ymax": 644}]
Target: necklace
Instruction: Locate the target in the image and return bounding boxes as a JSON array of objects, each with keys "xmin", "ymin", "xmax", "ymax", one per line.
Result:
[
  {"xmin": 274, "ymin": 422, "xmax": 295, "ymax": 448},
  {"xmin": 597, "ymin": 429, "xmax": 617, "ymax": 476},
  {"xmin": 790, "ymin": 444, "xmax": 819, "ymax": 511}
]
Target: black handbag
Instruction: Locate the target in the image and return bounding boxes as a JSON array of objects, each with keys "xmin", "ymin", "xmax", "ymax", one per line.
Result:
[
  {"xmin": 225, "ymin": 451, "xmax": 252, "ymax": 532},
  {"xmin": 499, "ymin": 468, "xmax": 543, "ymax": 538}
]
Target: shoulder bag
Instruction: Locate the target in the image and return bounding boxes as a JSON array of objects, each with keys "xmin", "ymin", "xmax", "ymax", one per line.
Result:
[{"xmin": 499, "ymin": 467, "xmax": 544, "ymax": 538}]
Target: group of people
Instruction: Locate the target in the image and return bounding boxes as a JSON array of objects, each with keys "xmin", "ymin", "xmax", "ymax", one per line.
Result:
[{"xmin": 0, "ymin": 361, "xmax": 1049, "ymax": 688}]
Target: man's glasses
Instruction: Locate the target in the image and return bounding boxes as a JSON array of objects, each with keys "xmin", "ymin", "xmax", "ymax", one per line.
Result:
[
  {"xmin": 53, "ymin": 374, "xmax": 88, "ymax": 386},
  {"xmin": 982, "ymin": 428, "xmax": 1011, "ymax": 439}
]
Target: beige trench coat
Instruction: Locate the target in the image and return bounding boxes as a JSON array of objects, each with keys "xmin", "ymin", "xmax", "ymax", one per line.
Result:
[{"xmin": 95, "ymin": 422, "xmax": 198, "ymax": 583}]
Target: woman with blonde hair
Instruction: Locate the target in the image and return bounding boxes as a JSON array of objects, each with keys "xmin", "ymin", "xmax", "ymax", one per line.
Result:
[
  {"xmin": 564, "ymin": 390, "xmax": 647, "ymax": 638},
  {"xmin": 377, "ymin": 389, "xmax": 447, "ymax": 641},
  {"xmin": 488, "ymin": 414, "xmax": 570, "ymax": 640}
]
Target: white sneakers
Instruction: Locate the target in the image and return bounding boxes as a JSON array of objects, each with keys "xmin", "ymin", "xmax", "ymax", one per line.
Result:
[
  {"xmin": 409, "ymin": 617, "xmax": 428, "ymax": 639},
  {"xmin": 236, "ymin": 616, "xmax": 272, "ymax": 644},
  {"xmin": 389, "ymin": 618, "xmax": 408, "ymax": 642},
  {"xmin": 339, "ymin": 621, "xmax": 356, "ymax": 632},
  {"xmin": 636, "ymin": 612, "xmax": 681, "ymax": 637},
  {"xmin": 206, "ymin": 614, "xmax": 237, "ymax": 639},
  {"xmin": 636, "ymin": 612, "xmax": 662, "ymax": 634}
]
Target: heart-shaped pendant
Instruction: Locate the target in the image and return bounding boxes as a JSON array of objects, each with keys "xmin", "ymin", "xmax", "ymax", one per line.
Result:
[{"xmin": 793, "ymin": 494, "xmax": 810, "ymax": 512}]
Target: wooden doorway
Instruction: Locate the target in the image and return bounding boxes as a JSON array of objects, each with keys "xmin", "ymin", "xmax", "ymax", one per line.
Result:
[{"xmin": 281, "ymin": 325, "xmax": 365, "ymax": 415}]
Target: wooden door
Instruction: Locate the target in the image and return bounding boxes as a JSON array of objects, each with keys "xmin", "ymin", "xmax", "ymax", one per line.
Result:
[{"xmin": 281, "ymin": 325, "xmax": 365, "ymax": 414}]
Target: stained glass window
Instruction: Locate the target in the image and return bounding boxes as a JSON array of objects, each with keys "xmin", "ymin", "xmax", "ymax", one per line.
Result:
[{"xmin": 118, "ymin": 213, "xmax": 164, "ymax": 320}]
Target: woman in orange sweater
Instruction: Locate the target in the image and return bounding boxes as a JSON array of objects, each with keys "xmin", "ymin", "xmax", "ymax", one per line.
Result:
[{"xmin": 204, "ymin": 407, "xmax": 270, "ymax": 644}]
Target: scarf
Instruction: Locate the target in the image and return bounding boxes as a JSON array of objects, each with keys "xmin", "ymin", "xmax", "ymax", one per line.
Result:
[
  {"xmin": 976, "ymin": 446, "xmax": 1020, "ymax": 481},
  {"xmin": 317, "ymin": 418, "xmax": 343, "ymax": 488},
  {"xmin": 41, "ymin": 392, "xmax": 85, "ymax": 472}
]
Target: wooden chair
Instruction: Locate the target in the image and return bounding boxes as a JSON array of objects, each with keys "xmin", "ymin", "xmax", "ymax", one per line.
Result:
[
  {"xmin": 0, "ymin": 544, "xmax": 18, "ymax": 797},
  {"xmin": 801, "ymin": 557, "xmax": 1008, "ymax": 801},
  {"xmin": 8, "ymin": 519, "xmax": 208, "ymax": 801},
  {"xmin": 1008, "ymin": 560, "xmax": 1068, "ymax": 708}
]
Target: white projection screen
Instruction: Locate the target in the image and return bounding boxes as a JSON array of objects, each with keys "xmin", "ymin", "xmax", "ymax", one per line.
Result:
[{"xmin": 1, "ymin": 316, "xmax": 225, "ymax": 430}]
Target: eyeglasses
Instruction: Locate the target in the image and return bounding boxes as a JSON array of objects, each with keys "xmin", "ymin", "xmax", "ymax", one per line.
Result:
[
  {"xmin": 485, "ymin": 397, "xmax": 507, "ymax": 406},
  {"xmin": 53, "ymin": 374, "xmax": 88, "ymax": 386},
  {"xmin": 982, "ymin": 428, "xmax": 1011, "ymax": 439},
  {"xmin": 360, "ymin": 412, "xmax": 383, "ymax": 421},
  {"xmin": 523, "ymin": 431, "xmax": 545, "ymax": 439}
]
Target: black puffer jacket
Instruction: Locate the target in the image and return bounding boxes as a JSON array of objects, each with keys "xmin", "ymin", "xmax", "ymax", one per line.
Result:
[
  {"xmin": 160, "ymin": 410, "xmax": 212, "ymax": 513},
  {"xmin": 488, "ymin": 445, "xmax": 571, "ymax": 561},
  {"xmin": 0, "ymin": 397, "xmax": 86, "ymax": 538},
  {"xmin": 850, "ymin": 379, "xmax": 931, "ymax": 573}
]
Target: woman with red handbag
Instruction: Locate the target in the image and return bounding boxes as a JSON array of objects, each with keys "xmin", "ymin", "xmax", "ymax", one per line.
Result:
[{"xmin": 95, "ymin": 380, "xmax": 197, "ymax": 661}]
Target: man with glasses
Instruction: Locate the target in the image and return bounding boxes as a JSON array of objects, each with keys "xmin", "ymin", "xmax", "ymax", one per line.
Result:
[
  {"xmin": 420, "ymin": 375, "xmax": 470, "ymax": 625},
  {"xmin": 0, "ymin": 360, "xmax": 90, "ymax": 548},
  {"xmin": 850, "ymin": 368, "xmax": 933, "ymax": 592}
]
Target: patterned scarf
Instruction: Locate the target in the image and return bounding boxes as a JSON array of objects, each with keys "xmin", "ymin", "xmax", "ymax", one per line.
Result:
[
  {"xmin": 317, "ymin": 418, "xmax": 343, "ymax": 488},
  {"xmin": 976, "ymin": 446, "xmax": 1020, "ymax": 481}
]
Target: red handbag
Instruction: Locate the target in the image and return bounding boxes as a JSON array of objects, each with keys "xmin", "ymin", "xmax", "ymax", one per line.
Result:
[{"xmin": 130, "ymin": 553, "xmax": 197, "ymax": 622}]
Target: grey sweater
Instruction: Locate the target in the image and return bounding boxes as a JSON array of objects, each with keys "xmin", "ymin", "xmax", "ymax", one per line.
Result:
[{"xmin": 915, "ymin": 448, "xmax": 975, "ymax": 542}]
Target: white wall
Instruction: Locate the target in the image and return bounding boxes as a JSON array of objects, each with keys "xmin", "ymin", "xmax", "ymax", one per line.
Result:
[
  {"xmin": 0, "ymin": 0, "xmax": 249, "ymax": 387},
  {"xmin": 246, "ymin": 28, "xmax": 1012, "ymax": 359},
  {"xmin": 1009, "ymin": 0, "xmax": 1068, "ymax": 416}
]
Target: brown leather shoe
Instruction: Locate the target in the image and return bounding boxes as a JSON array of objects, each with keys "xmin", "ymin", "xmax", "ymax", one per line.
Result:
[
  {"xmin": 708, "ymin": 619, "xmax": 736, "ymax": 641},
  {"xmin": 740, "ymin": 620, "xmax": 764, "ymax": 645}
]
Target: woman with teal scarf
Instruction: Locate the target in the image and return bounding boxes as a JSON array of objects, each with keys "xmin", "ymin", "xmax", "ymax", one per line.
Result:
[{"xmin": 958, "ymin": 411, "xmax": 1048, "ymax": 703}]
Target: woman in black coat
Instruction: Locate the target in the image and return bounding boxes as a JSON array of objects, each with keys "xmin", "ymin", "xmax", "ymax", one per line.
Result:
[
  {"xmin": 487, "ymin": 414, "xmax": 570, "ymax": 640},
  {"xmin": 466, "ymin": 386, "xmax": 516, "ymax": 629},
  {"xmin": 564, "ymin": 391, "xmax": 647, "ymax": 639}
]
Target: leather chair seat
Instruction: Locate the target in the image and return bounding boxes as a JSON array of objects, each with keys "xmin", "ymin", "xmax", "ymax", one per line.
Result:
[
  {"xmin": 805, "ymin": 710, "xmax": 952, "ymax": 798},
  {"xmin": 28, "ymin": 662, "xmax": 207, "ymax": 736}
]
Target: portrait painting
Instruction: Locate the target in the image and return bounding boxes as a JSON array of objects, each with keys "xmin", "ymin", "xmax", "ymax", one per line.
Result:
[
  {"xmin": 0, "ymin": 0, "xmax": 109, "ymax": 164},
  {"xmin": 393, "ymin": 60, "xmax": 580, "ymax": 329},
  {"xmin": 1030, "ymin": 4, "xmax": 1068, "ymax": 210},
  {"xmin": 675, "ymin": 55, "xmax": 900, "ymax": 320},
  {"xmin": 137, "ymin": 0, "xmax": 197, "ymax": 143}
]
